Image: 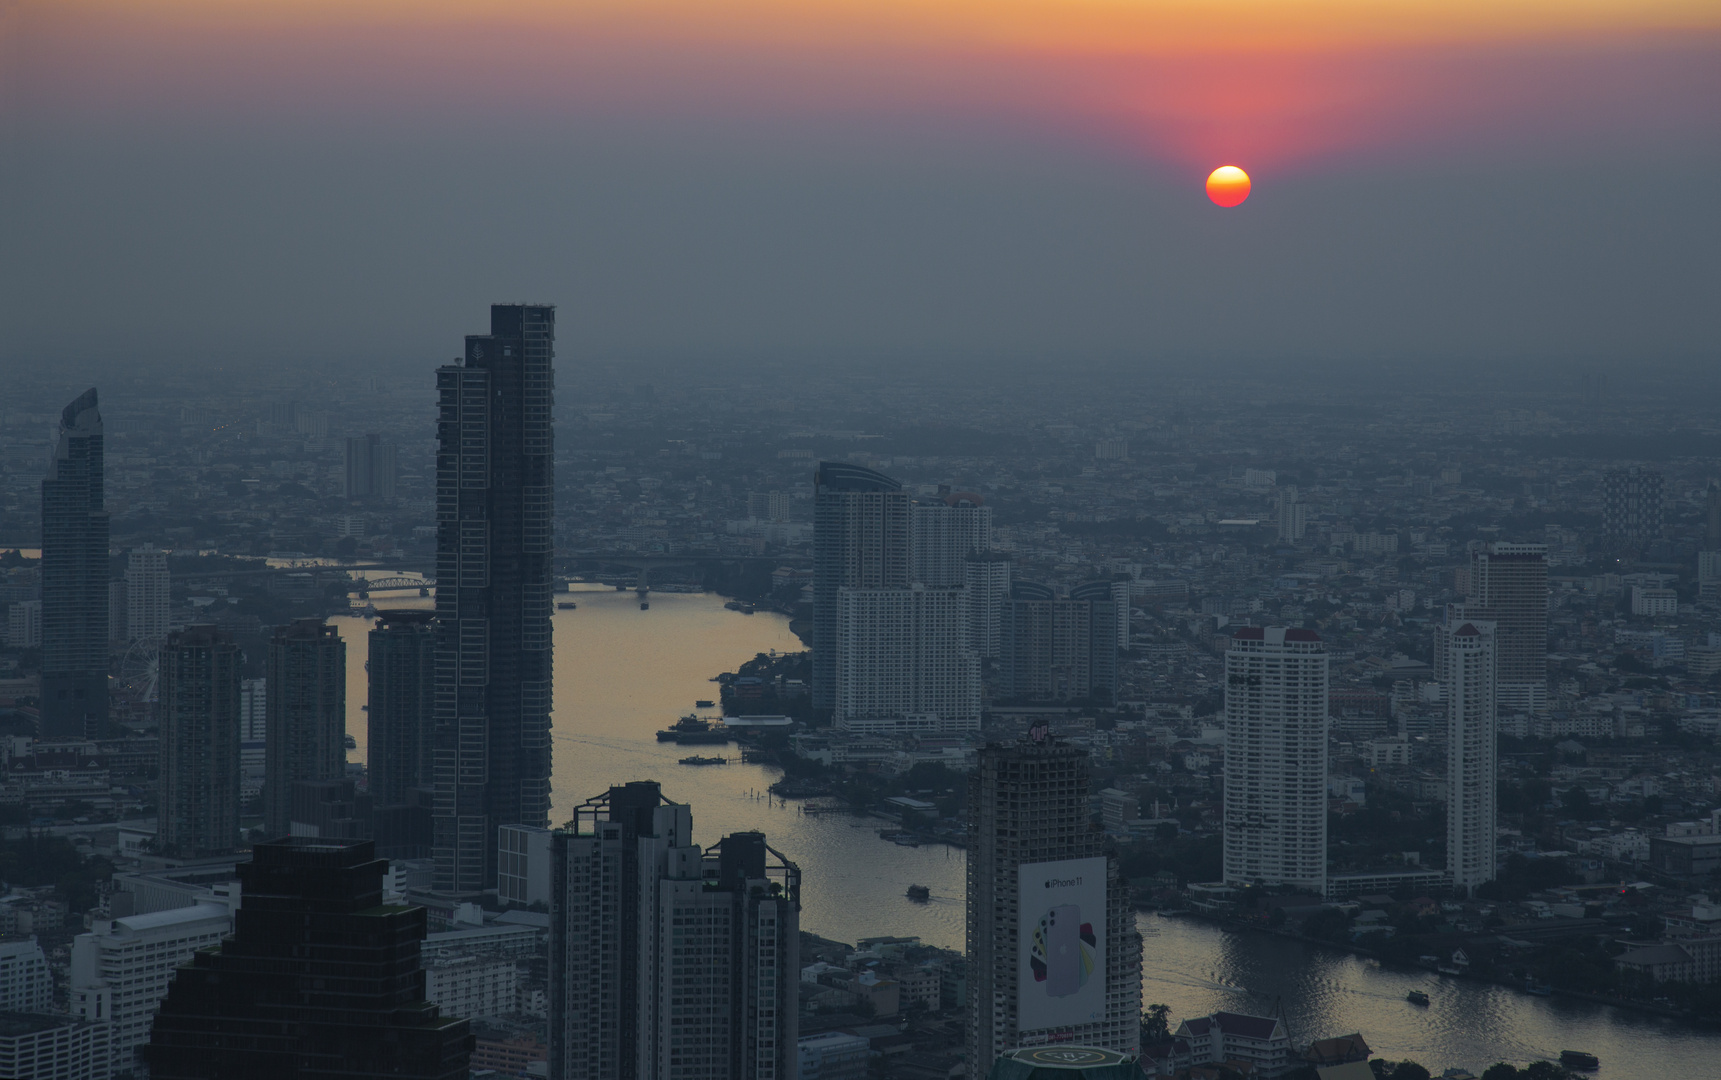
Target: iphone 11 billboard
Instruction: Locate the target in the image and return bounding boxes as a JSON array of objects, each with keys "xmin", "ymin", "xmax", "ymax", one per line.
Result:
[{"xmin": 1016, "ymin": 856, "xmax": 1107, "ymax": 1030}]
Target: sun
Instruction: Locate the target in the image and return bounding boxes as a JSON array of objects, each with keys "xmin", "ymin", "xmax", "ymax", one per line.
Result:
[{"xmin": 1206, "ymin": 166, "xmax": 1251, "ymax": 208}]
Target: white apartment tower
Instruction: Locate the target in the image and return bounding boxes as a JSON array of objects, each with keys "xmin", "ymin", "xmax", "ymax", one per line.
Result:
[
  {"xmin": 1444, "ymin": 620, "xmax": 1498, "ymax": 892},
  {"xmin": 835, "ymin": 584, "xmax": 980, "ymax": 734},
  {"xmin": 963, "ymin": 553, "xmax": 1012, "ymax": 660},
  {"xmin": 0, "ymin": 937, "xmax": 51, "ymax": 1012},
  {"xmin": 69, "ymin": 902, "xmax": 233, "ymax": 1071},
  {"xmin": 125, "ymin": 544, "xmax": 170, "ymax": 643},
  {"xmin": 1222, "ymin": 627, "xmax": 1328, "ymax": 894},
  {"xmin": 910, "ymin": 495, "xmax": 992, "ymax": 587}
]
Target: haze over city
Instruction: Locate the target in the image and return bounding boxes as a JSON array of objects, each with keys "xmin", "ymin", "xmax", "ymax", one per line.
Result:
[{"xmin": 1, "ymin": 3, "xmax": 1720, "ymax": 1080}]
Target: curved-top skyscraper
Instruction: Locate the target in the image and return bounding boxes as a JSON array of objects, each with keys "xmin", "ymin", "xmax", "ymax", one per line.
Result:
[
  {"xmin": 433, "ymin": 304, "xmax": 556, "ymax": 894},
  {"xmin": 811, "ymin": 461, "xmax": 907, "ymax": 710},
  {"xmin": 41, "ymin": 388, "xmax": 109, "ymax": 738}
]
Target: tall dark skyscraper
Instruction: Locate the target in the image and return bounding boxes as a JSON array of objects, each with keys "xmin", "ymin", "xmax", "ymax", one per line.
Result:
[
  {"xmin": 142, "ymin": 838, "xmax": 473, "ymax": 1080},
  {"xmin": 263, "ymin": 618, "xmax": 347, "ymax": 836},
  {"xmin": 811, "ymin": 462, "xmax": 908, "ymax": 710},
  {"xmin": 158, "ymin": 626, "xmax": 242, "ymax": 856},
  {"xmin": 344, "ymin": 432, "xmax": 398, "ymax": 501},
  {"xmin": 369, "ymin": 610, "xmax": 437, "ymax": 807},
  {"xmin": 434, "ymin": 304, "xmax": 556, "ymax": 893},
  {"xmin": 40, "ymin": 388, "xmax": 109, "ymax": 738}
]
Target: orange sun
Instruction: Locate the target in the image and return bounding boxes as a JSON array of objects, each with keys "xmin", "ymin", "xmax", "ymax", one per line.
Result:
[{"xmin": 1205, "ymin": 165, "xmax": 1251, "ymax": 207}]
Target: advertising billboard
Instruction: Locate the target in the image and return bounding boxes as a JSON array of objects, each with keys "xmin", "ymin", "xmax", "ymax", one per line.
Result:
[{"xmin": 1016, "ymin": 856, "xmax": 1108, "ymax": 1031}]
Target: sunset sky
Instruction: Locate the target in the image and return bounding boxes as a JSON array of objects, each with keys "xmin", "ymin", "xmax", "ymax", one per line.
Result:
[{"xmin": 5, "ymin": 0, "xmax": 1719, "ymax": 367}]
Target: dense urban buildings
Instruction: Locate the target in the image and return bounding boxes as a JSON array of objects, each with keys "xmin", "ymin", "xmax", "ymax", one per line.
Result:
[
  {"xmin": 157, "ymin": 625, "xmax": 242, "ymax": 856},
  {"xmin": 549, "ymin": 782, "xmax": 800, "ymax": 1080},
  {"xmin": 262, "ymin": 617, "xmax": 346, "ymax": 836},
  {"xmin": 966, "ymin": 738, "xmax": 1141, "ymax": 1068},
  {"xmin": 1442, "ymin": 620, "xmax": 1499, "ymax": 893},
  {"xmin": 812, "ymin": 462, "xmax": 909, "ymax": 708},
  {"xmin": 143, "ymin": 839, "xmax": 473, "ymax": 1079},
  {"xmin": 433, "ymin": 303, "xmax": 557, "ymax": 893},
  {"xmin": 1222, "ymin": 627, "xmax": 1329, "ymax": 895},
  {"xmin": 39, "ymin": 388, "xmax": 108, "ymax": 737}
]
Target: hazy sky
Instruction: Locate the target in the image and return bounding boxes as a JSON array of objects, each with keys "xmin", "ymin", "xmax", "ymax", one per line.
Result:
[{"xmin": 3, "ymin": 1, "xmax": 1718, "ymax": 370}]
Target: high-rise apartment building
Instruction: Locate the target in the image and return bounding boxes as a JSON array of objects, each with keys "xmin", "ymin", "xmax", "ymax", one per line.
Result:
[
  {"xmin": 549, "ymin": 782, "xmax": 800, "ymax": 1080},
  {"xmin": 834, "ymin": 584, "xmax": 979, "ymax": 734},
  {"xmin": 41, "ymin": 388, "xmax": 108, "ymax": 738},
  {"xmin": 344, "ymin": 433, "xmax": 398, "ymax": 501},
  {"xmin": 746, "ymin": 491, "xmax": 792, "ymax": 522},
  {"xmin": 965, "ymin": 739, "xmax": 1141, "ymax": 1069},
  {"xmin": 1445, "ymin": 542, "xmax": 1547, "ymax": 714},
  {"xmin": 999, "ymin": 583, "xmax": 1119, "ymax": 703},
  {"xmin": 434, "ymin": 304, "xmax": 556, "ymax": 893},
  {"xmin": 1275, "ymin": 486, "xmax": 1306, "ymax": 544},
  {"xmin": 6, "ymin": 601, "xmax": 41, "ymax": 650},
  {"xmin": 142, "ymin": 839, "xmax": 473, "ymax": 1080},
  {"xmin": 263, "ymin": 618, "xmax": 347, "ymax": 836},
  {"xmin": 963, "ymin": 552, "xmax": 1013, "ymax": 660},
  {"xmin": 910, "ymin": 494, "xmax": 991, "ymax": 587},
  {"xmin": 1603, "ymin": 466, "xmax": 1664, "ymax": 548},
  {"xmin": 1443, "ymin": 620, "xmax": 1498, "ymax": 893},
  {"xmin": 125, "ymin": 544, "xmax": 170, "ymax": 643},
  {"xmin": 158, "ymin": 626, "xmax": 242, "ymax": 856},
  {"xmin": 71, "ymin": 902, "xmax": 233, "ymax": 1071},
  {"xmin": 812, "ymin": 463, "xmax": 908, "ymax": 709},
  {"xmin": 1222, "ymin": 627, "xmax": 1328, "ymax": 894},
  {"xmin": 0, "ymin": 938, "xmax": 51, "ymax": 1012},
  {"xmin": 369, "ymin": 610, "xmax": 436, "ymax": 808}
]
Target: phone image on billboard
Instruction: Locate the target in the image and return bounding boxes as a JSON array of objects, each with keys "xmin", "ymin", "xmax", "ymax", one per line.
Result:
[{"xmin": 1043, "ymin": 904, "xmax": 1082, "ymax": 996}]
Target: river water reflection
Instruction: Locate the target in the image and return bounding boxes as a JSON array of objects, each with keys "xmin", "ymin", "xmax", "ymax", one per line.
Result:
[{"xmin": 331, "ymin": 585, "xmax": 1720, "ymax": 1073}]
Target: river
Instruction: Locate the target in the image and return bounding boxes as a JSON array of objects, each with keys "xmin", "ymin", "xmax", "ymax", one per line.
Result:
[{"xmin": 329, "ymin": 583, "xmax": 1721, "ymax": 1074}]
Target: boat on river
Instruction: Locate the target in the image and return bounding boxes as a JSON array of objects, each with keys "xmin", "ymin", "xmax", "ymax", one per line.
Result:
[
  {"xmin": 1407, "ymin": 990, "xmax": 1430, "ymax": 1006},
  {"xmin": 657, "ymin": 715, "xmax": 731, "ymax": 744},
  {"xmin": 906, "ymin": 884, "xmax": 931, "ymax": 901},
  {"xmin": 695, "ymin": 699, "xmax": 715, "ymax": 708},
  {"xmin": 679, "ymin": 755, "xmax": 727, "ymax": 766},
  {"xmin": 557, "ymin": 601, "xmax": 578, "ymax": 610},
  {"xmin": 1559, "ymin": 1051, "xmax": 1599, "ymax": 1071}
]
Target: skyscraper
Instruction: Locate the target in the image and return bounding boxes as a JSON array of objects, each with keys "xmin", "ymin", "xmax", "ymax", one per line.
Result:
[
  {"xmin": 910, "ymin": 493, "xmax": 991, "ymax": 587},
  {"xmin": 142, "ymin": 839, "xmax": 473, "ymax": 1080},
  {"xmin": 368, "ymin": 610, "xmax": 437, "ymax": 807},
  {"xmin": 999, "ymin": 583, "xmax": 1118, "ymax": 703},
  {"xmin": 1222, "ymin": 626, "xmax": 1328, "ymax": 894},
  {"xmin": 344, "ymin": 433, "xmax": 398, "ymax": 501},
  {"xmin": 158, "ymin": 626, "xmax": 241, "ymax": 856},
  {"xmin": 1603, "ymin": 465, "xmax": 1663, "ymax": 549},
  {"xmin": 834, "ymin": 584, "xmax": 979, "ymax": 734},
  {"xmin": 812, "ymin": 462, "xmax": 908, "ymax": 709},
  {"xmin": 1443, "ymin": 620, "xmax": 1498, "ymax": 893},
  {"xmin": 263, "ymin": 618, "xmax": 346, "ymax": 836},
  {"xmin": 41, "ymin": 388, "xmax": 109, "ymax": 738},
  {"xmin": 1275, "ymin": 486, "xmax": 1306, "ymax": 544},
  {"xmin": 1446, "ymin": 542, "xmax": 1548, "ymax": 714},
  {"xmin": 125, "ymin": 544, "xmax": 170, "ymax": 643},
  {"xmin": 966, "ymin": 738, "xmax": 1141, "ymax": 1069},
  {"xmin": 434, "ymin": 304, "xmax": 556, "ymax": 893},
  {"xmin": 963, "ymin": 552, "xmax": 1013, "ymax": 660},
  {"xmin": 549, "ymin": 782, "xmax": 800, "ymax": 1080}
]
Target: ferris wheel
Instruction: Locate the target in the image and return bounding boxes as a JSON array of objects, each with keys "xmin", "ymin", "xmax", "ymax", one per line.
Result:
[{"xmin": 114, "ymin": 637, "xmax": 161, "ymax": 707}]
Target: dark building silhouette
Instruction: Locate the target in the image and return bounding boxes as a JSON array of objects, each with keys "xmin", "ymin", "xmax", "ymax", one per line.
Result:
[
  {"xmin": 811, "ymin": 462, "xmax": 908, "ymax": 709},
  {"xmin": 1603, "ymin": 465, "xmax": 1664, "ymax": 549},
  {"xmin": 549, "ymin": 783, "xmax": 799, "ymax": 1080},
  {"xmin": 142, "ymin": 838, "xmax": 473, "ymax": 1080},
  {"xmin": 999, "ymin": 582, "xmax": 1119, "ymax": 703},
  {"xmin": 368, "ymin": 610, "xmax": 436, "ymax": 807},
  {"xmin": 434, "ymin": 304, "xmax": 556, "ymax": 893},
  {"xmin": 40, "ymin": 388, "xmax": 109, "ymax": 738},
  {"xmin": 158, "ymin": 626, "xmax": 241, "ymax": 856},
  {"xmin": 264, "ymin": 618, "xmax": 347, "ymax": 836},
  {"xmin": 343, "ymin": 433, "xmax": 398, "ymax": 501}
]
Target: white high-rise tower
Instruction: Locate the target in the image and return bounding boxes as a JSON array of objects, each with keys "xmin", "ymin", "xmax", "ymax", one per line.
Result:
[
  {"xmin": 1222, "ymin": 626, "xmax": 1328, "ymax": 894},
  {"xmin": 126, "ymin": 544, "xmax": 171, "ymax": 643},
  {"xmin": 1443, "ymin": 620, "xmax": 1498, "ymax": 893}
]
